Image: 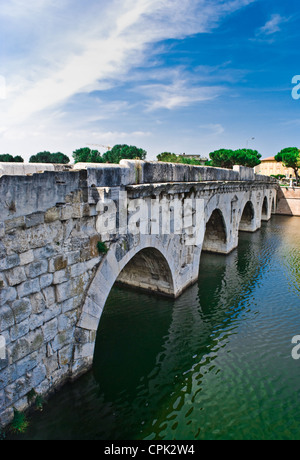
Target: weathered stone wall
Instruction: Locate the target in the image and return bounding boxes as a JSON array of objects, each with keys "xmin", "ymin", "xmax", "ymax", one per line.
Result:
[
  {"xmin": 0, "ymin": 185, "xmax": 104, "ymax": 426},
  {"xmin": 0, "ymin": 161, "xmax": 277, "ymax": 427},
  {"xmin": 276, "ymin": 186, "xmax": 300, "ymax": 217}
]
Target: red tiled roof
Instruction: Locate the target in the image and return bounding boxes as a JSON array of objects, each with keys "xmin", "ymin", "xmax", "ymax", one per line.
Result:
[{"xmin": 261, "ymin": 156, "xmax": 275, "ymax": 162}]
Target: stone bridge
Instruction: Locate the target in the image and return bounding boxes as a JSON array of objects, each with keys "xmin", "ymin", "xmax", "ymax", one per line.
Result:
[{"xmin": 0, "ymin": 160, "xmax": 277, "ymax": 425}]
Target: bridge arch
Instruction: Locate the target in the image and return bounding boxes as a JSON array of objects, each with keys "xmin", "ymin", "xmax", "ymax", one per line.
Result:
[
  {"xmin": 73, "ymin": 239, "xmax": 178, "ymax": 375},
  {"xmin": 116, "ymin": 247, "xmax": 175, "ymax": 297},
  {"xmin": 202, "ymin": 208, "xmax": 228, "ymax": 254},
  {"xmin": 239, "ymin": 200, "xmax": 256, "ymax": 232},
  {"xmin": 261, "ymin": 196, "xmax": 269, "ymax": 221},
  {"xmin": 271, "ymin": 196, "xmax": 276, "ymax": 214}
]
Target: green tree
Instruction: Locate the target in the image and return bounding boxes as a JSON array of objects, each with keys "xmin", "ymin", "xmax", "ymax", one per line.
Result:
[
  {"xmin": 102, "ymin": 145, "xmax": 147, "ymax": 164},
  {"xmin": 157, "ymin": 152, "xmax": 204, "ymax": 166},
  {"xmin": 49, "ymin": 152, "xmax": 70, "ymax": 164},
  {"xmin": 72, "ymin": 147, "xmax": 103, "ymax": 164},
  {"xmin": 13, "ymin": 155, "xmax": 24, "ymax": 163},
  {"xmin": 275, "ymin": 147, "xmax": 300, "ymax": 185},
  {"xmin": 179, "ymin": 157, "xmax": 203, "ymax": 166},
  {"xmin": 29, "ymin": 151, "xmax": 52, "ymax": 163},
  {"xmin": 0, "ymin": 154, "xmax": 24, "ymax": 163},
  {"xmin": 157, "ymin": 152, "xmax": 179, "ymax": 163},
  {"xmin": 208, "ymin": 149, "xmax": 235, "ymax": 168},
  {"xmin": 208, "ymin": 148, "xmax": 261, "ymax": 169},
  {"xmin": 234, "ymin": 149, "xmax": 262, "ymax": 168},
  {"xmin": 29, "ymin": 151, "xmax": 70, "ymax": 164}
]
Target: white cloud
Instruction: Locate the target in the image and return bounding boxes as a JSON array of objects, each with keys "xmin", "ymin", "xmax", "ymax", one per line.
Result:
[
  {"xmin": 256, "ymin": 14, "xmax": 289, "ymax": 36},
  {"xmin": 0, "ymin": 0, "xmax": 256, "ymax": 158},
  {"xmin": 139, "ymin": 79, "xmax": 222, "ymax": 111},
  {"xmin": 0, "ymin": 0, "xmax": 61, "ymax": 17}
]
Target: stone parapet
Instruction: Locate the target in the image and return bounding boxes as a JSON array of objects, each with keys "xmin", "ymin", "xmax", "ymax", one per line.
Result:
[{"xmin": 0, "ymin": 161, "xmax": 275, "ymax": 223}]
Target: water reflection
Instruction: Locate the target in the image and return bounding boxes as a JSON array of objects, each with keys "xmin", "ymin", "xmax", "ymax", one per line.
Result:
[{"xmin": 11, "ymin": 216, "xmax": 300, "ymax": 440}]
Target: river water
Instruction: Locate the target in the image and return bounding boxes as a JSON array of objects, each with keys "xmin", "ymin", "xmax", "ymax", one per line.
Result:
[{"xmin": 11, "ymin": 216, "xmax": 300, "ymax": 440}]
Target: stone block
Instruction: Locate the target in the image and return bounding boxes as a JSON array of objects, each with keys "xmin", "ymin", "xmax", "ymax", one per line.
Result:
[
  {"xmin": 70, "ymin": 262, "xmax": 87, "ymax": 278},
  {"xmin": 53, "ymin": 268, "xmax": 70, "ymax": 285},
  {"xmin": 30, "ymin": 292, "xmax": 46, "ymax": 315},
  {"xmin": 0, "ymin": 407, "xmax": 14, "ymax": 427},
  {"xmin": 60, "ymin": 205, "xmax": 73, "ymax": 221},
  {"xmin": 33, "ymin": 244, "xmax": 57, "ymax": 260},
  {"xmin": 40, "ymin": 273, "xmax": 53, "ymax": 289},
  {"xmin": 0, "ymin": 254, "xmax": 20, "ymax": 271},
  {"xmin": 48, "ymin": 255, "xmax": 68, "ymax": 273},
  {"xmin": 67, "ymin": 251, "xmax": 81, "ymax": 266},
  {"xmin": 29, "ymin": 314, "xmax": 44, "ymax": 331},
  {"xmin": 25, "ymin": 212, "xmax": 45, "ymax": 228},
  {"xmin": 0, "ymin": 286, "xmax": 17, "ymax": 304},
  {"xmin": 43, "ymin": 354, "xmax": 59, "ymax": 375},
  {"xmin": 60, "ymin": 297, "xmax": 76, "ymax": 314},
  {"xmin": 82, "ymin": 296, "xmax": 103, "ymax": 319},
  {"xmin": 0, "ymin": 305, "xmax": 14, "ymax": 332},
  {"xmin": 42, "ymin": 286, "xmax": 56, "ymax": 307},
  {"xmin": 9, "ymin": 329, "xmax": 44, "ymax": 363},
  {"xmin": 0, "ymin": 222, "xmax": 5, "ymax": 238},
  {"xmin": 10, "ymin": 320, "xmax": 30, "ymax": 341},
  {"xmin": 11, "ymin": 298, "xmax": 32, "ymax": 323},
  {"xmin": 44, "ymin": 207, "xmax": 60, "ymax": 223},
  {"xmin": 19, "ymin": 250, "xmax": 34, "ymax": 266},
  {"xmin": 73, "ymin": 343, "xmax": 95, "ymax": 361},
  {"xmin": 42, "ymin": 318, "xmax": 58, "ymax": 343},
  {"xmin": 17, "ymin": 278, "xmax": 40, "ymax": 298},
  {"xmin": 58, "ymin": 344, "xmax": 73, "ymax": 366},
  {"xmin": 55, "ymin": 276, "xmax": 87, "ymax": 303},
  {"xmin": 55, "ymin": 280, "xmax": 73, "ymax": 303},
  {"xmin": 5, "ymin": 216, "xmax": 25, "ymax": 232},
  {"xmin": 77, "ymin": 312, "xmax": 99, "ymax": 332},
  {"xmin": 50, "ymin": 329, "xmax": 74, "ymax": 352},
  {"xmin": 6, "ymin": 266, "xmax": 27, "ymax": 286},
  {"xmin": 57, "ymin": 311, "xmax": 77, "ymax": 332},
  {"xmin": 42, "ymin": 303, "xmax": 62, "ymax": 325},
  {"xmin": 13, "ymin": 396, "xmax": 28, "ymax": 413},
  {"xmin": 74, "ymin": 327, "xmax": 91, "ymax": 344},
  {"xmin": 30, "ymin": 363, "xmax": 47, "ymax": 388},
  {"xmin": 15, "ymin": 350, "xmax": 44, "ymax": 379},
  {"xmin": 25, "ymin": 260, "xmax": 48, "ymax": 278}
]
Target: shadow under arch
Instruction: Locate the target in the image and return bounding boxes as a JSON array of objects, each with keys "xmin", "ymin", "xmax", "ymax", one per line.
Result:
[
  {"xmin": 261, "ymin": 196, "xmax": 269, "ymax": 221},
  {"xmin": 116, "ymin": 247, "xmax": 175, "ymax": 297},
  {"xmin": 73, "ymin": 243, "xmax": 177, "ymax": 375},
  {"xmin": 239, "ymin": 200, "xmax": 256, "ymax": 232},
  {"xmin": 271, "ymin": 196, "xmax": 276, "ymax": 214},
  {"xmin": 202, "ymin": 208, "xmax": 228, "ymax": 254}
]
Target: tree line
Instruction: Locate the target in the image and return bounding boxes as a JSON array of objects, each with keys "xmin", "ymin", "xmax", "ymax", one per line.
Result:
[
  {"xmin": 157, "ymin": 148, "xmax": 300, "ymax": 185},
  {"xmin": 0, "ymin": 145, "xmax": 147, "ymax": 165},
  {"xmin": 157, "ymin": 149, "xmax": 262, "ymax": 168},
  {"xmin": 0, "ymin": 144, "xmax": 299, "ymax": 184}
]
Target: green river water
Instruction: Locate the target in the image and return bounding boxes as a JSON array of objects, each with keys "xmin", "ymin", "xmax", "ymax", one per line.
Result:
[{"xmin": 10, "ymin": 216, "xmax": 300, "ymax": 440}]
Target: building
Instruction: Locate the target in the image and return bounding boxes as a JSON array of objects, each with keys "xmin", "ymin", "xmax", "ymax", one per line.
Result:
[{"xmin": 255, "ymin": 156, "xmax": 296, "ymax": 179}]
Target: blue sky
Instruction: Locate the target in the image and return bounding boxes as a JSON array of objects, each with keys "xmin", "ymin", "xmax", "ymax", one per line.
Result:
[{"xmin": 1, "ymin": 0, "xmax": 300, "ymax": 161}]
